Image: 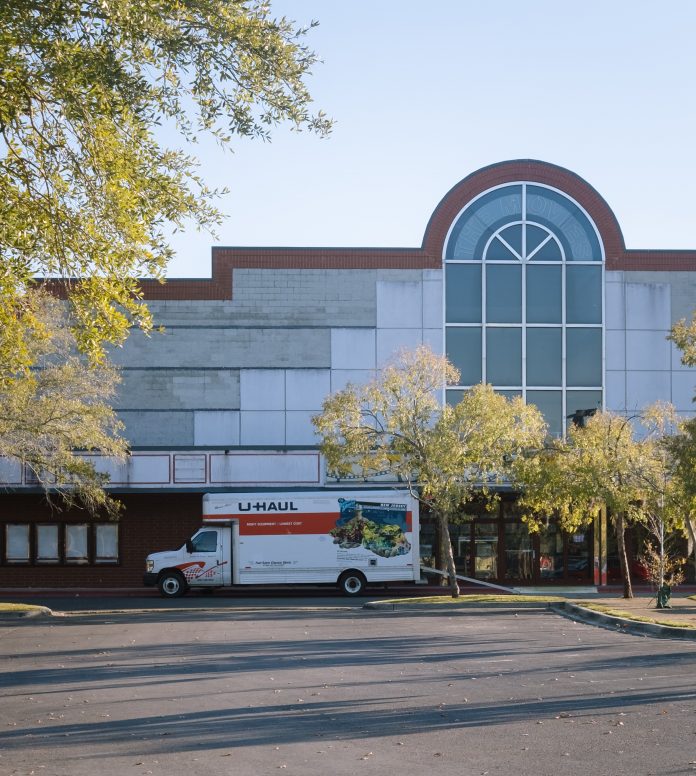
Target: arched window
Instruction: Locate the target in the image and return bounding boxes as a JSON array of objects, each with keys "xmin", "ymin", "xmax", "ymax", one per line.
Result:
[{"xmin": 444, "ymin": 183, "xmax": 604, "ymax": 435}]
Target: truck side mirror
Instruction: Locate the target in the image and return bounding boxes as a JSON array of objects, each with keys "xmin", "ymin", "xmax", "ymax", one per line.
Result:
[{"xmin": 185, "ymin": 539, "xmax": 194, "ymax": 553}]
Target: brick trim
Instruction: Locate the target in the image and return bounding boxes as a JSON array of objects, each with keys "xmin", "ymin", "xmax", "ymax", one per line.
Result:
[{"xmin": 134, "ymin": 160, "xmax": 696, "ymax": 300}]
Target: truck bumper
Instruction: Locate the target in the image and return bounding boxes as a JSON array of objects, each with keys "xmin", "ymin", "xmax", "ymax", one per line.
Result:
[{"xmin": 143, "ymin": 572, "xmax": 158, "ymax": 587}]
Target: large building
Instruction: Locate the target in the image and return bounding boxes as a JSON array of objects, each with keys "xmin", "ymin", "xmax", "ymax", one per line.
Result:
[{"xmin": 2, "ymin": 160, "xmax": 696, "ymax": 589}]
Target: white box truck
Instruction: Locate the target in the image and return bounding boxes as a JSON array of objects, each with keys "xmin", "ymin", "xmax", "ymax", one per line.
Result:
[{"xmin": 144, "ymin": 490, "xmax": 420, "ymax": 597}]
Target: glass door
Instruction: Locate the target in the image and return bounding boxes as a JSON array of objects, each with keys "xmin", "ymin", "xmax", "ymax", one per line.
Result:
[
  {"xmin": 474, "ymin": 522, "xmax": 499, "ymax": 580},
  {"xmin": 504, "ymin": 522, "xmax": 534, "ymax": 582}
]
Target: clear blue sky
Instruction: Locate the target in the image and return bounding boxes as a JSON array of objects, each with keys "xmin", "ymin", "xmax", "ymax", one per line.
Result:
[{"xmin": 165, "ymin": 0, "xmax": 696, "ymax": 276}]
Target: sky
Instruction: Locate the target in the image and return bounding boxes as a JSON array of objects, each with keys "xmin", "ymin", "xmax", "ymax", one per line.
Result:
[{"xmin": 164, "ymin": 0, "xmax": 696, "ymax": 277}]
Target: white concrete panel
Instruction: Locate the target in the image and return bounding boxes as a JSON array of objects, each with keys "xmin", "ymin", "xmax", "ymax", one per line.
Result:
[
  {"xmin": 193, "ymin": 411, "xmax": 240, "ymax": 446},
  {"xmin": 173, "ymin": 454, "xmax": 207, "ymax": 483},
  {"xmin": 240, "ymin": 411, "xmax": 285, "ymax": 445},
  {"xmin": 376, "ymin": 329, "xmax": 423, "ymax": 367},
  {"xmin": 605, "ymin": 371, "xmax": 626, "ymax": 412},
  {"xmin": 210, "ymin": 452, "xmax": 321, "ymax": 484},
  {"xmin": 331, "ymin": 328, "xmax": 376, "ymax": 370},
  {"xmin": 95, "ymin": 454, "xmax": 171, "ymax": 485},
  {"xmin": 625, "ymin": 282, "xmax": 671, "ymax": 330},
  {"xmin": 672, "ymin": 372, "xmax": 696, "ymax": 412},
  {"xmin": 422, "ymin": 329, "xmax": 444, "ymax": 355},
  {"xmin": 604, "ymin": 280, "xmax": 625, "ymax": 330},
  {"xmin": 605, "ymin": 330, "xmax": 626, "ymax": 371},
  {"xmin": 377, "ymin": 281, "xmax": 423, "ymax": 328},
  {"xmin": 330, "ymin": 369, "xmax": 375, "ymax": 393},
  {"xmin": 286, "ymin": 411, "xmax": 320, "ymax": 446},
  {"xmin": 422, "ymin": 279, "xmax": 443, "ymax": 329},
  {"xmin": 285, "ymin": 369, "xmax": 331, "ymax": 411},
  {"xmin": 625, "ymin": 371, "xmax": 671, "ymax": 411},
  {"xmin": 626, "ymin": 330, "xmax": 671, "ymax": 371},
  {"xmin": 240, "ymin": 369, "xmax": 285, "ymax": 411}
]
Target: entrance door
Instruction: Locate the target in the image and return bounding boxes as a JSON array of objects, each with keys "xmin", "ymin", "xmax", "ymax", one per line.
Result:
[
  {"xmin": 504, "ymin": 522, "xmax": 534, "ymax": 582},
  {"xmin": 473, "ymin": 522, "xmax": 499, "ymax": 580}
]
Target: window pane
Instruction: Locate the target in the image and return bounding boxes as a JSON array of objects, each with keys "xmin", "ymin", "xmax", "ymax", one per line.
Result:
[
  {"xmin": 527, "ymin": 328, "xmax": 562, "ymax": 385},
  {"xmin": 486, "ymin": 264, "xmax": 521, "ymax": 323},
  {"xmin": 65, "ymin": 525, "xmax": 88, "ymax": 562},
  {"xmin": 527, "ymin": 391, "xmax": 563, "ymax": 437},
  {"xmin": 190, "ymin": 530, "xmax": 218, "ymax": 553},
  {"xmin": 446, "ymin": 185, "xmax": 523, "ymax": 259},
  {"xmin": 446, "ymin": 328, "xmax": 482, "ymax": 385},
  {"xmin": 567, "ymin": 265, "xmax": 602, "ymax": 323},
  {"xmin": 486, "ymin": 328, "xmax": 521, "ymax": 386},
  {"xmin": 494, "ymin": 389, "xmax": 522, "ymax": 399},
  {"xmin": 526, "ymin": 185, "xmax": 601, "ymax": 260},
  {"xmin": 499, "ymin": 224, "xmax": 522, "ymax": 256},
  {"xmin": 37, "ymin": 525, "xmax": 59, "ymax": 562},
  {"xmin": 566, "ymin": 390, "xmax": 603, "ymax": 422},
  {"xmin": 526, "ymin": 265, "xmax": 561, "ymax": 323},
  {"xmin": 567, "ymin": 329, "xmax": 602, "ymax": 386},
  {"xmin": 446, "ymin": 264, "xmax": 481, "ymax": 323},
  {"xmin": 95, "ymin": 524, "xmax": 119, "ymax": 562},
  {"xmin": 6, "ymin": 525, "xmax": 30, "ymax": 562}
]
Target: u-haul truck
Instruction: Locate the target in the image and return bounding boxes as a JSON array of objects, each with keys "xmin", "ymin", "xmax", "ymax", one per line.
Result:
[{"xmin": 144, "ymin": 490, "xmax": 420, "ymax": 597}]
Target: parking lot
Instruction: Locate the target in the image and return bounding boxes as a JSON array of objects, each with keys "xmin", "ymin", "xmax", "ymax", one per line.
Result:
[{"xmin": 2, "ymin": 599, "xmax": 696, "ymax": 776}]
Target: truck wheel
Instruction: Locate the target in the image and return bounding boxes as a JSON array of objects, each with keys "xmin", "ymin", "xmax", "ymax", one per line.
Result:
[
  {"xmin": 158, "ymin": 571, "xmax": 187, "ymax": 598},
  {"xmin": 338, "ymin": 571, "xmax": 366, "ymax": 596}
]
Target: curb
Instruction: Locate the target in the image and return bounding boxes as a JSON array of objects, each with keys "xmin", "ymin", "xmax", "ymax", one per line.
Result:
[
  {"xmin": 0, "ymin": 606, "xmax": 53, "ymax": 621},
  {"xmin": 551, "ymin": 601, "xmax": 696, "ymax": 640},
  {"xmin": 363, "ymin": 600, "xmax": 554, "ymax": 612}
]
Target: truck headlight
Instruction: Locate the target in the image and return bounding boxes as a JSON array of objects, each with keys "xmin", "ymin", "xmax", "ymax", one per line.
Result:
[{"xmin": 146, "ymin": 559, "xmax": 154, "ymax": 573}]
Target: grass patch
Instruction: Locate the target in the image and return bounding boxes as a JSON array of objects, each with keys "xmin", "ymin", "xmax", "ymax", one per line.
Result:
[
  {"xmin": 574, "ymin": 601, "xmax": 696, "ymax": 629},
  {"xmin": 0, "ymin": 602, "xmax": 47, "ymax": 614},
  {"xmin": 376, "ymin": 593, "xmax": 564, "ymax": 605}
]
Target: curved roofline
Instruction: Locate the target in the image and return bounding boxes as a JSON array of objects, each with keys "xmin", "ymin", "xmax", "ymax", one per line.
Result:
[{"xmin": 421, "ymin": 159, "xmax": 626, "ymax": 261}]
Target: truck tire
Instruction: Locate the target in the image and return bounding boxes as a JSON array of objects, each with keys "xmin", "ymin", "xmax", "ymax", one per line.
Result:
[
  {"xmin": 338, "ymin": 570, "xmax": 366, "ymax": 596},
  {"xmin": 158, "ymin": 571, "xmax": 187, "ymax": 598}
]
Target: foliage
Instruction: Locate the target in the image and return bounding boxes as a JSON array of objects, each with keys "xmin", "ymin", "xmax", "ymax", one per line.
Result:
[
  {"xmin": 639, "ymin": 541, "xmax": 685, "ymax": 590},
  {"xmin": 312, "ymin": 346, "xmax": 547, "ymax": 596},
  {"xmin": 0, "ymin": 0, "xmax": 331, "ymax": 372},
  {"xmin": 0, "ymin": 290, "xmax": 126, "ymax": 514},
  {"xmin": 669, "ymin": 314, "xmax": 696, "ymax": 367},
  {"xmin": 515, "ymin": 404, "xmax": 682, "ymax": 598}
]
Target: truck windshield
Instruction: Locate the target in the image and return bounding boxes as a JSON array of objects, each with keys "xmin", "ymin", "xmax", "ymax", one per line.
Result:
[{"xmin": 189, "ymin": 530, "xmax": 218, "ymax": 553}]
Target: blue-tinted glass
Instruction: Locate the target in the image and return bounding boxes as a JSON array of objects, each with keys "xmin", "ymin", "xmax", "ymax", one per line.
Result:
[
  {"xmin": 527, "ymin": 391, "xmax": 562, "ymax": 437},
  {"xmin": 486, "ymin": 264, "xmax": 521, "ymax": 323},
  {"xmin": 566, "ymin": 328, "xmax": 602, "ymax": 386},
  {"xmin": 446, "ymin": 186, "xmax": 523, "ymax": 260},
  {"xmin": 446, "ymin": 328, "xmax": 482, "ymax": 385},
  {"xmin": 446, "ymin": 264, "xmax": 481, "ymax": 323},
  {"xmin": 526, "ymin": 186, "xmax": 601, "ymax": 261},
  {"xmin": 527, "ymin": 265, "xmax": 562, "ymax": 323},
  {"xmin": 566, "ymin": 390, "xmax": 603, "ymax": 421},
  {"xmin": 499, "ymin": 224, "xmax": 523, "ymax": 255},
  {"xmin": 567, "ymin": 265, "xmax": 602, "ymax": 324},
  {"xmin": 525, "ymin": 224, "xmax": 548, "ymax": 255},
  {"xmin": 486, "ymin": 236, "xmax": 519, "ymax": 261},
  {"xmin": 486, "ymin": 328, "xmax": 521, "ymax": 386},
  {"xmin": 527, "ymin": 329, "xmax": 562, "ymax": 385},
  {"xmin": 495, "ymin": 389, "xmax": 522, "ymax": 399},
  {"xmin": 529, "ymin": 234, "xmax": 563, "ymax": 261},
  {"xmin": 446, "ymin": 389, "xmax": 465, "ymax": 407}
]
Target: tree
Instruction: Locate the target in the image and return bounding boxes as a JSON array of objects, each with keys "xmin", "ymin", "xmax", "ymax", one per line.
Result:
[
  {"xmin": 0, "ymin": 290, "xmax": 126, "ymax": 515},
  {"xmin": 669, "ymin": 315, "xmax": 696, "ymax": 368},
  {"xmin": 515, "ymin": 405, "xmax": 682, "ymax": 599},
  {"xmin": 0, "ymin": 0, "xmax": 331, "ymax": 372},
  {"xmin": 312, "ymin": 346, "xmax": 546, "ymax": 597}
]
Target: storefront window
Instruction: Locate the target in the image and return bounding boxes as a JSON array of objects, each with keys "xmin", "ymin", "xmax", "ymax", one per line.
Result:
[
  {"xmin": 95, "ymin": 524, "xmax": 119, "ymax": 563},
  {"xmin": 474, "ymin": 523, "xmax": 498, "ymax": 579},
  {"xmin": 36, "ymin": 525, "xmax": 59, "ymax": 563},
  {"xmin": 5, "ymin": 524, "xmax": 30, "ymax": 563},
  {"xmin": 504, "ymin": 523, "xmax": 533, "ymax": 581},
  {"xmin": 65, "ymin": 525, "xmax": 88, "ymax": 563}
]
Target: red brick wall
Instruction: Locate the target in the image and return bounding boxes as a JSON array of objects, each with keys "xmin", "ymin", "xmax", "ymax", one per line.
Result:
[{"xmin": 0, "ymin": 493, "xmax": 203, "ymax": 588}]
